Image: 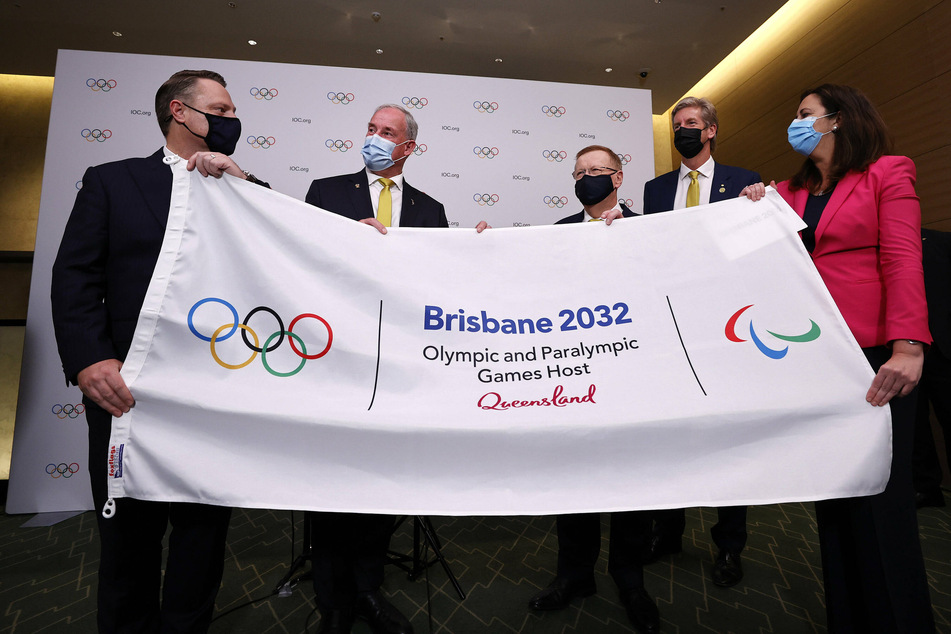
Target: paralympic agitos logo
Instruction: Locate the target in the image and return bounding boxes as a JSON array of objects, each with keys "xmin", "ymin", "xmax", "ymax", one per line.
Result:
[
  {"xmin": 188, "ymin": 298, "xmax": 333, "ymax": 377},
  {"xmin": 725, "ymin": 304, "xmax": 821, "ymax": 359}
]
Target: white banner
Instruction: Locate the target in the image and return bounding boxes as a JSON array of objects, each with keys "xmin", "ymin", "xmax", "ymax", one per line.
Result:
[
  {"xmin": 107, "ymin": 164, "xmax": 891, "ymax": 516},
  {"xmin": 9, "ymin": 49, "xmax": 654, "ymax": 514}
]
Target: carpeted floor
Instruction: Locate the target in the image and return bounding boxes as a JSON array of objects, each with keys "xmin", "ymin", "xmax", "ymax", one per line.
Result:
[{"xmin": 2, "ymin": 499, "xmax": 951, "ymax": 633}]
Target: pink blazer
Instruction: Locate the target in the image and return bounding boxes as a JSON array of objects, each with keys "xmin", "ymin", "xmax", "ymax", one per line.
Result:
[{"xmin": 776, "ymin": 155, "xmax": 931, "ymax": 348}]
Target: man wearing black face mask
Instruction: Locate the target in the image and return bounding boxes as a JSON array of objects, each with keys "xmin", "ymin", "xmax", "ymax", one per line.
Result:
[
  {"xmin": 555, "ymin": 144, "xmax": 636, "ymax": 224},
  {"xmin": 643, "ymin": 96, "xmax": 760, "ymax": 214},
  {"xmin": 527, "ymin": 145, "xmax": 658, "ymax": 634},
  {"xmin": 640, "ymin": 96, "xmax": 759, "ymax": 589},
  {"xmin": 51, "ymin": 69, "xmax": 266, "ymax": 633}
]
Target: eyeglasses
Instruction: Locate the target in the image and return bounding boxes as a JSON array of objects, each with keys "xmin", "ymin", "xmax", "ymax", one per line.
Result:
[{"xmin": 572, "ymin": 166, "xmax": 619, "ymax": 180}]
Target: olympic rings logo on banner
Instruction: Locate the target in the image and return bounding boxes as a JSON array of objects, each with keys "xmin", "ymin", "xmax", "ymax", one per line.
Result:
[
  {"xmin": 473, "ymin": 146, "xmax": 499, "ymax": 159},
  {"xmin": 607, "ymin": 109, "xmax": 630, "ymax": 122},
  {"xmin": 86, "ymin": 78, "xmax": 117, "ymax": 92},
  {"xmin": 82, "ymin": 128, "xmax": 112, "ymax": 142},
  {"xmin": 617, "ymin": 153, "xmax": 632, "ymax": 166},
  {"xmin": 250, "ymin": 87, "xmax": 279, "ymax": 100},
  {"xmin": 188, "ymin": 298, "xmax": 333, "ymax": 377},
  {"xmin": 473, "ymin": 193, "xmax": 500, "ymax": 206},
  {"xmin": 412, "ymin": 144, "xmax": 428, "ymax": 156},
  {"xmin": 473, "ymin": 100, "xmax": 499, "ymax": 113},
  {"xmin": 542, "ymin": 105, "xmax": 566, "ymax": 118},
  {"xmin": 544, "ymin": 195, "xmax": 569, "ymax": 208},
  {"xmin": 52, "ymin": 404, "xmax": 85, "ymax": 419},
  {"xmin": 46, "ymin": 463, "xmax": 80, "ymax": 479},
  {"xmin": 543, "ymin": 149, "xmax": 568, "ymax": 162},
  {"xmin": 327, "ymin": 91, "xmax": 355, "ymax": 105},
  {"xmin": 325, "ymin": 139, "xmax": 354, "ymax": 152},
  {"xmin": 402, "ymin": 96, "xmax": 429, "ymax": 109},
  {"xmin": 247, "ymin": 135, "xmax": 276, "ymax": 149}
]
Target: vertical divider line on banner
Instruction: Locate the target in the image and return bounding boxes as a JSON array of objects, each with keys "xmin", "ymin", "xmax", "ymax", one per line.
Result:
[
  {"xmin": 369, "ymin": 299, "xmax": 384, "ymax": 411},
  {"xmin": 666, "ymin": 295, "xmax": 707, "ymax": 396}
]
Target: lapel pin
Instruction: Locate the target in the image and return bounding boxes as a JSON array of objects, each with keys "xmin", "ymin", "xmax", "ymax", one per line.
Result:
[
  {"xmin": 355, "ymin": 183, "xmax": 360, "ymax": 188},
  {"xmin": 719, "ymin": 185, "xmax": 726, "ymax": 193}
]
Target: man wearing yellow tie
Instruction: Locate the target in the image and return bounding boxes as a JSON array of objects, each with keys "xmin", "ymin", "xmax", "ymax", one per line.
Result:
[
  {"xmin": 530, "ymin": 145, "xmax": 659, "ymax": 634},
  {"xmin": 306, "ymin": 103, "xmax": 448, "ymax": 233},
  {"xmin": 640, "ymin": 96, "xmax": 761, "ymax": 589},
  {"xmin": 303, "ymin": 104, "xmax": 487, "ymax": 634},
  {"xmin": 554, "ymin": 144, "xmax": 637, "ymax": 225}
]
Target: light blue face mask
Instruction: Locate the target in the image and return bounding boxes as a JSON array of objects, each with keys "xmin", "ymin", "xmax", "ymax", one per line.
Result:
[
  {"xmin": 787, "ymin": 112, "xmax": 837, "ymax": 156},
  {"xmin": 361, "ymin": 134, "xmax": 410, "ymax": 171}
]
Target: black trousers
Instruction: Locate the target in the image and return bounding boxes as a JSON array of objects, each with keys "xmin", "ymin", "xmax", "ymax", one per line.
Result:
[
  {"xmin": 814, "ymin": 346, "xmax": 934, "ymax": 633},
  {"xmin": 912, "ymin": 343, "xmax": 951, "ymax": 494},
  {"xmin": 86, "ymin": 400, "xmax": 232, "ymax": 634},
  {"xmin": 649, "ymin": 505, "xmax": 748, "ymax": 554},
  {"xmin": 310, "ymin": 512, "xmax": 396, "ymax": 610},
  {"xmin": 554, "ymin": 511, "xmax": 651, "ymax": 592}
]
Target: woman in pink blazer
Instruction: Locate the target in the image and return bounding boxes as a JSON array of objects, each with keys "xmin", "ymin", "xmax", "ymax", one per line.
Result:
[{"xmin": 776, "ymin": 84, "xmax": 934, "ymax": 632}]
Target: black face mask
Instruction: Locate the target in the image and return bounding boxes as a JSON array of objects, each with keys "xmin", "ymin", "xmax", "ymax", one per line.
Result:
[
  {"xmin": 673, "ymin": 126, "xmax": 706, "ymax": 159},
  {"xmin": 574, "ymin": 173, "xmax": 616, "ymax": 206},
  {"xmin": 179, "ymin": 103, "xmax": 242, "ymax": 155}
]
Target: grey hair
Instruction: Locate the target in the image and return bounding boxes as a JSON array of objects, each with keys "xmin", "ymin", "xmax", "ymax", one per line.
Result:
[{"xmin": 374, "ymin": 103, "xmax": 418, "ymax": 140}]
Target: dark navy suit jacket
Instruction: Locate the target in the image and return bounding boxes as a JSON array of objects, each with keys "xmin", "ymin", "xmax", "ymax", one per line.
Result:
[
  {"xmin": 52, "ymin": 148, "xmax": 173, "ymax": 384},
  {"xmin": 555, "ymin": 202, "xmax": 635, "ymax": 224},
  {"xmin": 642, "ymin": 162, "xmax": 760, "ymax": 214},
  {"xmin": 305, "ymin": 169, "xmax": 448, "ymax": 228}
]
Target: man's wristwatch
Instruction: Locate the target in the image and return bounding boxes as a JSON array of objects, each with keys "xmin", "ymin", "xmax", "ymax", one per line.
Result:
[{"xmin": 242, "ymin": 170, "xmax": 262, "ymax": 185}]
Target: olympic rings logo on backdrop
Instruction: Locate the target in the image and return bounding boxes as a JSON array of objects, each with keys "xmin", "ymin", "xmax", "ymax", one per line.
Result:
[
  {"xmin": 76, "ymin": 180, "xmax": 83, "ymax": 190},
  {"xmin": 402, "ymin": 96, "xmax": 429, "ymax": 109},
  {"xmin": 725, "ymin": 304, "xmax": 821, "ymax": 360},
  {"xmin": 542, "ymin": 105, "xmax": 566, "ymax": 118},
  {"xmin": 52, "ymin": 404, "xmax": 85, "ymax": 419},
  {"xmin": 327, "ymin": 91, "xmax": 355, "ymax": 105},
  {"xmin": 82, "ymin": 129, "xmax": 112, "ymax": 142},
  {"xmin": 473, "ymin": 100, "xmax": 499, "ymax": 113},
  {"xmin": 473, "ymin": 193, "xmax": 500, "ymax": 206},
  {"xmin": 250, "ymin": 87, "xmax": 279, "ymax": 100},
  {"xmin": 247, "ymin": 135, "xmax": 276, "ymax": 149},
  {"xmin": 86, "ymin": 78, "xmax": 117, "ymax": 92},
  {"xmin": 46, "ymin": 463, "xmax": 80, "ymax": 479},
  {"xmin": 325, "ymin": 139, "xmax": 354, "ymax": 152},
  {"xmin": 188, "ymin": 298, "xmax": 333, "ymax": 377},
  {"xmin": 544, "ymin": 195, "xmax": 569, "ymax": 208},
  {"xmin": 617, "ymin": 153, "xmax": 632, "ymax": 166},
  {"xmin": 412, "ymin": 144, "xmax": 428, "ymax": 156},
  {"xmin": 607, "ymin": 109, "xmax": 630, "ymax": 122},
  {"xmin": 543, "ymin": 149, "xmax": 568, "ymax": 162},
  {"xmin": 473, "ymin": 146, "xmax": 499, "ymax": 159},
  {"xmin": 620, "ymin": 198, "xmax": 634, "ymax": 208}
]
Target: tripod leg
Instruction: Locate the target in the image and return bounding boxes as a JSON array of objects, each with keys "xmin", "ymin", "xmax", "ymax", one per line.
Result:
[
  {"xmin": 416, "ymin": 516, "xmax": 466, "ymax": 600},
  {"xmin": 273, "ymin": 511, "xmax": 313, "ymax": 595}
]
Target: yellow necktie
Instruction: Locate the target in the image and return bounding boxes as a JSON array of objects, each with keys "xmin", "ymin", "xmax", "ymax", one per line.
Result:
[
  {"xmin": 686, "ymin": 170, "xmax": 700, "ymax": 208},
  {"xmin": 587, "ymin": 217, "xmax": 603, "ymax": 222},
  {"xmin": 377, "ymin": 177, "xmax": 394, "ymax": 227}
]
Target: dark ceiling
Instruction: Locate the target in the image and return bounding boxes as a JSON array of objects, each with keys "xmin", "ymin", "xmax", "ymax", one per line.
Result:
[{"xmin": 0, "ymin": 0, "xmax": 788, "ymax": 113}]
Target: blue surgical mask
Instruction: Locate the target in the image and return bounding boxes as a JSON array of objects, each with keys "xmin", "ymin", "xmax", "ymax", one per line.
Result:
[
  {"xmin": 787, "ymin": 112, "xmax": 837, "ymax": 156},
  {"xmin": 361, "ymin": 134, "xmax": 410, "ymax": 171}
]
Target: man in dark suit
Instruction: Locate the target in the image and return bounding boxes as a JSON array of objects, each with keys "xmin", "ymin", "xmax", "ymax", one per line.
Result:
[
  {"xmin": 641, "ymin": 97, "xmax": 761, "ymax": 588},
  {"xmin": 913, "ymin": 228, "xmax": 951, "ymax": 507},
  {"xmin": 51, "ymin": 70, "xmax": 265, "ymax": 633},
  {"xmin": 305, "ymin": 104, "xmax": 489, "ymax": 634},
  {"xmin": 527, "ymin": 145, "xmax": 659, "ymax": 634}
]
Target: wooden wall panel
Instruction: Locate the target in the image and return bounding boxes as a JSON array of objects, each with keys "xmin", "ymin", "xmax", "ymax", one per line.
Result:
[{"xmin": 656, "ymin": 0, "xmax": 951, "ymax": 227}]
